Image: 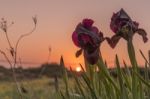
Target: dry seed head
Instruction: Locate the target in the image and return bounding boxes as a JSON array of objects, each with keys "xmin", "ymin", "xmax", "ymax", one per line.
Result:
[{"xmin": 32, "ymin": 16, "xmax": 37, "ymax": 25}]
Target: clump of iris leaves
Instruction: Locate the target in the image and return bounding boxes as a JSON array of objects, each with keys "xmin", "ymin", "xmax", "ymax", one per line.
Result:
[{"xmin": 57, "ymin": 50, "xmax": 150, "ymax": 99}]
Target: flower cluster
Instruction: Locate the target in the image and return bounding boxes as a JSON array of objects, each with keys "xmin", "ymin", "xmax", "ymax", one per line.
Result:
[
  {"xmin": 0, "ymin": 18, "xmax": 14, "ymax": 33},
  {"xmin": 72, "ymin": 9, "xmax": 148, "ymax": 65}
]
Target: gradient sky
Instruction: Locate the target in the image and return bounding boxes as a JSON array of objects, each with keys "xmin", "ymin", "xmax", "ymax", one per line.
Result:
[{"xmin": 0, "ymin": 0, "xmax": 150, "ymax": 69}]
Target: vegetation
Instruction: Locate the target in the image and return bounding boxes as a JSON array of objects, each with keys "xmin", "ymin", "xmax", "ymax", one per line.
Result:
[{"xmin": 0, "ymin": 8, "xmax": 150, "ymax": 99}]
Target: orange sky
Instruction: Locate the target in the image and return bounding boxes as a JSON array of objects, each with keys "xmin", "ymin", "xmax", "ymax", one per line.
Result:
[{"xmin": 0, "ymin": 0, "xmax": 150, "ymax": 69}]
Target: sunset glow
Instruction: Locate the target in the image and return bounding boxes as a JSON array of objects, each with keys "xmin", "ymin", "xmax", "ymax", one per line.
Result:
[{"xmin": 0, "ymin": 0, "xmax": 150, "ymax": 69}]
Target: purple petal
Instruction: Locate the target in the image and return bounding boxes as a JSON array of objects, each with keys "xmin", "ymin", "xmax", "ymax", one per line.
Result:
[
  {"xmin": 84, "ymin": 48, "xmax": 100, "ymax": 65},
  {"xmin": 110, "ymin": 9, "xmax": 131, "ymax": 34},
  {"xmin": 137, "ymin": 28, "xmax": 148, "ymax": 43},
  {"xmin": 75, "ymin": 49, "xmax": 83, "ymax": 58},
  {"xmin": 82, "ymin": 19, "xmax": 94, "ymax": 29},
  {"xmin": 106, "ymin": 35, "xmax": 121, "ymax": 48},
  {"xmin": 119, "ymin": 8, "xmax": 131, "ymax": 19},
  {"xmin": 80, "ymin": 34, "xmax": 93, "ymax": 45},
  {"xmin": 92, "ymin": 26, "xmax": 99, "ymax": 33},
  {"xmin": 72, "ymin": 31, "xmax": 80, "ymax": 47}
]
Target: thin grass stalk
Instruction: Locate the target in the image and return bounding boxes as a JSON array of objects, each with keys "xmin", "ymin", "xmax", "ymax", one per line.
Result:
[
  {"xmin": 148, "ymin": 50, "xmax": 150, "ymax": 98},
  {"xmin": 71, "ymin": 71, "xmax": 86, "ymax": 98},
  {"xmin": 144, "ymin": 63, "xmax": 149, "ymax": 82},
  {"xmin": 88, "ymin": 64, "xmax": 98, "ymax": 95},
  {"xmin": 0, "ymin": 50, "xmax": 23, "ymax": 98},
  {"xmin": 123, "ymin": 60, "xmax": 131, "ymax": 76},
  {"xmin": 123, "ymin": 61, "xmax": 132, "ymax": 91},
  {"xmin": 60, "ymin": 91, "xmax": 66, "ymax": 99},
  {"xmin": 14, "ymin": 24, "xmax": 36, "ymax": 68},
  {"xmin": 139, "ymin": 50, "xmax": 150, "ymax": 66},
  {"xmin": 97, "ymin": 72, "xmax": 105, "ymax": 98},
  {"xmin": 135, "ymin": 72, "xmax": 150, "ymax": 87},
  {"xmin": 116, "ymin": 55, "xmax": 129, "ymax": 99},
  {"xmin": 80, "ymin": 64, "xmax": 98, "ymax": 98},
  {"xmin": 3, "ymin": 31, "xmax": 23, "ymax": 98},
  {"xmin": 97, "ymin": 52, "xmax": 119, "ymax": 93},
  {"xmin": 1, "ymin": 17, "xmax": 37, "ymax": 98},
  {"xmin": 81, "ymin": 74, "xmax": 98, "ymax": 99},
  {"xmin": 139, "ymin": 50, "xmax": 150, "ymax": 98},
  {"xmin": 103, "ymin": 79, "xmax": 111, "ymax": 98},
  {"xmin": 148, "ymin": 50, "xmax": 150, "ymax": 67},
  {"xmin": 60, "ymin": 56, "xmax": 70, "ymax": 98},
  {"xmin": 139, "ymin": 81, "xmax": 145, "ymax": 99}
]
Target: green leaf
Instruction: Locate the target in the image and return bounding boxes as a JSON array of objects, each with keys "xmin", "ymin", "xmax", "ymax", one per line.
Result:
[
  {"xmin": 116, "ymin": 55, "xmax": 129, "ymax": 99},
  {"xmin": 60, "ymin": 56, "xmax": 69, "ymax": 98}
]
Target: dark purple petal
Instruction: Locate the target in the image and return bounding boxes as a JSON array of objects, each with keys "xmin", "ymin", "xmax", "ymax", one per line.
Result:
[
  {"xmin": 73, "ymin": 18, "xmax": 104, "ymax": 49},
  {"xmin": 132, "ymin": 21, "xmax": 139, "ymax": 32},
  {"xmin": 82, "ymin": 19, "xmax": 94, "ymax": 29},
  {"xmin": 106, "ymin": 35, "xmax": 121, "ymax": 48},
  {"xmin": 84, "ymin": 48, "xmax": 100, "ymax": 65},
  {"xmin": 72, "ymin": 31, "xmax": 80, "ymax": 47},
  {"xmin": 91, "ymin": 26, "xmax": 99, "ymax": 33},
  {"xmin": 75, "ymin": 49, "xmax": 83, "ymax": 57},
  {"xmin": 109, "ymin": 8, "xmax": 148, "ymax": 46},
  {"xmin": 110, "ymin": 23, "xmax": 118, "ymax": 33},
  {"xmin": 80, "ymin": 34, "xmax": 93, "ymax": 45},
  {"xmin": 136, "ymin": 28, "xmax": 148, "ymax": 43},
  {"xmin": 119, "ymin": 8, "xmax": 130, "ymax": 19},
  {"xmin": 99, "ymin": 31, "xmax": 105, "ymax": 42},
  {"xmin": 77, "ymin": 34, "xmax": 95, "ymax": 50},
  {"xmin": 110, "ymin": 9, "xmax": 131, "ymax": 34}
]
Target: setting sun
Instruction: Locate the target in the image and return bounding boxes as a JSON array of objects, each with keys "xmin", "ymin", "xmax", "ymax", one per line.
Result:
[{"xmin": 75, "ymin": 66, "xmax": 81, "ymax": 72}]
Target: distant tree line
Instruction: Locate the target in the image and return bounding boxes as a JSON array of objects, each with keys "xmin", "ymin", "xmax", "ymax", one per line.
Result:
[{"xmin": 0, "ymin": 63, "xmax": 149, "ymax": 81}]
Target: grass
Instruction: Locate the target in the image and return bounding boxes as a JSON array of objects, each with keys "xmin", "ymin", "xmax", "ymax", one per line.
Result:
[
  {"xmin": 59, "ymin": 51, "xmax": 150, "ymax": 99},
  {"xmin": 0, "ymin": 77, "xmax": 68, "ymax": 99},
  {"xmin": 0, "ymin": 62, "xmax": 149, "ymax": 99}
]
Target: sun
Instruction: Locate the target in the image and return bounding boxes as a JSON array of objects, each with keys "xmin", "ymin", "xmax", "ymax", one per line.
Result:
[{"xmin": 76, "ymin": 66, "xmax": 81, "ymax": 72}]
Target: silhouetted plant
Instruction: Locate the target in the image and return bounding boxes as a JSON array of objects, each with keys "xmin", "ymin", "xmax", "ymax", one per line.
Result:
[{"xmin": 0, "ymin": 16, "xmax": 37, "ymax": 98}]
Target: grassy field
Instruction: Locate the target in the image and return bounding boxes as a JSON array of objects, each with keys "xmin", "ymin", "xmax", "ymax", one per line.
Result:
[{"xmin": 0, "ymin": 77, "xmax": 67, "ymax": 99}]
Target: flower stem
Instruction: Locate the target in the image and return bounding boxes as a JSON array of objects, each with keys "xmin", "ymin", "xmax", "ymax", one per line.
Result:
[{"xmin": 127, "ymin": 40, "xmax": 139, "ymax": 99}]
